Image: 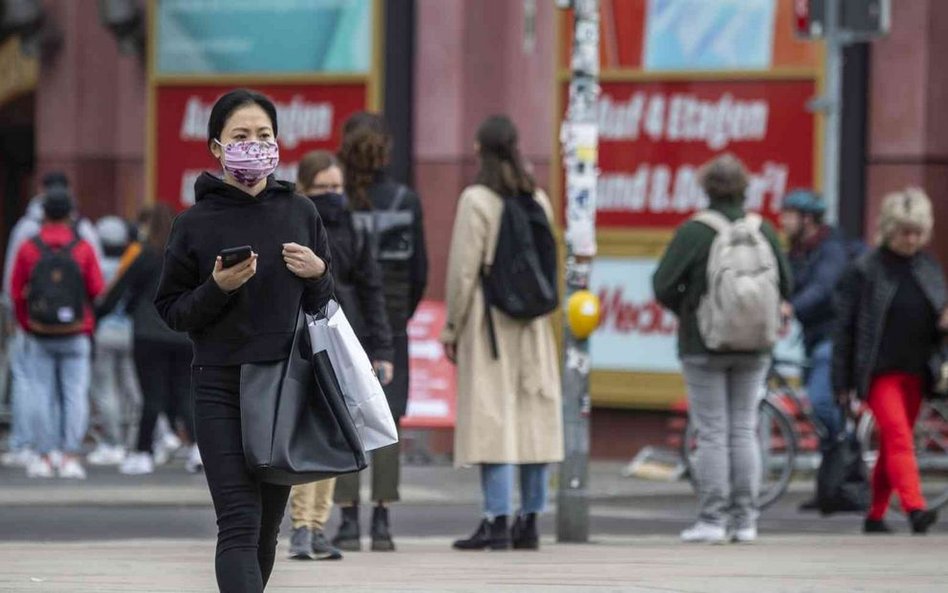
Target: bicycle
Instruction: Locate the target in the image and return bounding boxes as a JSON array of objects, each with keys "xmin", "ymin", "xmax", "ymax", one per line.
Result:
[
  {"xmin": 681, "ymin": 358, "xmax": 948, "ymax": 512},
  {"xmin": 856, "ymin": 398, "xmax": 948, "ymax": 512}
]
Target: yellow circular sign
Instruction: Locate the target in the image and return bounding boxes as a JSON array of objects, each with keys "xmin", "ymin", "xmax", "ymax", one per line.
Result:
[{"xmin": 567, "ymin": 290, "xmax": 601, "ymax": 340}]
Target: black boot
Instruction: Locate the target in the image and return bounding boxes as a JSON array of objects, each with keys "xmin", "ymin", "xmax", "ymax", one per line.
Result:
[
  {"xmin": 909, "ymin": 509, "xmax": 938, "ymax": 535},
  {"xmin": 371, "ymin": 505, "xmax": 396, "ymax": 551},
  {"xmin": 452, "ymin": 516, "xmax": 511, "ymax": 551},
  {"xmin": 332, "ymin": 505, "xmax": 361, "ymax": 551},
  {"xmin": 863, "ymin": 518, "xmax": 894, "ymax": 534},
  {"xmin": 511, "ymin": 513, "xmax": 539, "ymax": 550}
]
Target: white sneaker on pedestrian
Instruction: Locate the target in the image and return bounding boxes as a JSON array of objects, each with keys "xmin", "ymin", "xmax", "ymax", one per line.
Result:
[
  {"xmin": 1, "ymin": 448, "xmax": 35, "ymax": 468},
  {"xmin": 680, "ymin": 522, "xmax": 727, "ymax": 544},
  {"xmin": 58, "ymin": 457, "xmax": 87, "ymax": 480},
  {"xmin": 88, "ymin": 444, "xmax": 126, "ymax": 466},
  {"xmin": 153, "ymin": 434, "xmax": 181, "ymax": 466},
  {"xmin": 48, "ymin": 450, "xmax": 64, "ymax": 470},
  {"xmin": 185, "ymin": 445, "xmax": 203, "ymax": 474},
  {"xmin": 26, "ymin": 456, "xmax": 55, "ymax": 479},
  {"xmin": 731, "ymin": 526, "xmax": 757, "ymax": 544},
  {"xmin": 120, "ymin": 452, "xmax": 155, "ymax": 475}
]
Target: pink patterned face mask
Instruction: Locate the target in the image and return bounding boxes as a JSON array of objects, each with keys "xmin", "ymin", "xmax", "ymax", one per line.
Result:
[{"xmin": 215, "ymin": 140, "xmax": 280, "ymax": 187}]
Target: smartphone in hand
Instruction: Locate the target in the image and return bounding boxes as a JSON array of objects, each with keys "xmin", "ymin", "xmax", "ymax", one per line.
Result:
[{"xmin": 219, "ymin": 245, "xmax": 253, "ymax": 269}]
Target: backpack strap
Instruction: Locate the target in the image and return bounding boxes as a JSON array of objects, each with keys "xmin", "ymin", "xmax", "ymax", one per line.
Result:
[
  {"xmin": 692, "ymin": 210, "xmax": 732, "ymax": 234},
  {"xmin": 31, "ymin": 235, "xmax": 51, "ymax": 255},
  {"xmin": 744, "ymin": 213, "xmax": 763, "ymax": 231},
  {"xmin": 479, "ymin": 271, "xmax": 500, "ymax": 360},
  {"xmin": 388, "ymin": 185, "xmax": 408, "ymax": 212}
]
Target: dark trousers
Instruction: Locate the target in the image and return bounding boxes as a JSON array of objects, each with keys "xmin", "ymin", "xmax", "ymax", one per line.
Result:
[
  {"xmin": 334, "ymin": 420, "xmax": 401, "ymax": 504},
  {"xmin": 193, "ymin": 365, "xmax": 290, "ymax": 593},
  {"xmin": 133, "ymin": 339, "xmax": 194, "ymax": 452}
]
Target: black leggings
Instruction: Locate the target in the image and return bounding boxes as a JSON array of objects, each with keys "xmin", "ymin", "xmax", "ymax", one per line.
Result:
[
  {"xmin": 133, "ymin": 340, "xmax": 194, "ymax": 453},
  {"xmin": 193, "ymin": 365, "xmax": 290, "ymax": 593}
]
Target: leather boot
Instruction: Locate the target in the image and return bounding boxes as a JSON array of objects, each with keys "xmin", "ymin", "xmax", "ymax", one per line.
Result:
[
  {"xmin": 511, "ymin": 513, "xmax": 539, "ymax": 550},
  {"xmin": 332, "ymin": 505, "xmax": 361, "ymax": 551},
  {"xmin": 909, "ymin": 509, "xmax": 938, "ymax": 535},
  {"xmin": 371, "ymin": 505, "xmax": 396, "ymax": 551},
  {"xmin": 452, "ymin": 516, "xmax": 510, "ymax": 551}
]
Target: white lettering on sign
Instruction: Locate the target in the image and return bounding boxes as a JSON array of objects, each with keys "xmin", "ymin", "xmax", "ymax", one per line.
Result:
[
  {"xmin": 597, "ymin": 161, "xmax": 788, "ymax": 215},
  {"xmin": 179, "ymin": 95, "xmax": 334, "ymax": 149},
  {"xmin": 598, "ymin": 92, "xmax": 769, "ymax": 150},
  {"xmin": 598, "ymin": 287, "xmax": 678, "ymax": 337}
]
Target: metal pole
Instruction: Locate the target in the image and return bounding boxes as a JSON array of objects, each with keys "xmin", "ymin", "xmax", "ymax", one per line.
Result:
[
  {"xmin": 822, "ymin": 0, "xmax": 843, "ymax": 224},
  {"xmin": 556, "ymin": 0, "xmax": 599, "ymax": 544}
]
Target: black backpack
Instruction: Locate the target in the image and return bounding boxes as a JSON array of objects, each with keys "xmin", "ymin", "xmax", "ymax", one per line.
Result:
[
  {"xmin": 481, "ymin": 194, "xmax": 558, "ymax": 358},
  {"xmin": 27, "ymin": 235, "xmax": 87, "ymax": 335}
]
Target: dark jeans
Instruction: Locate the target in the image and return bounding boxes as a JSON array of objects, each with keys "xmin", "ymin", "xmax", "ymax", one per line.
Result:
[
  {"xmin": 193, "ymin": 365, "xmax": 290, "ymax": 593},
  {"xmin": 133, "ymin": 340, "xmax": 194, "ymax": 453},
  {"xmin": 334, "ymin": 420, "xmax": 401, "ymax": 504}
]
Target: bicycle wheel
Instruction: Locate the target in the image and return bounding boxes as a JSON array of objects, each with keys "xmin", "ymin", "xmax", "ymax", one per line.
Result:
[
  {"xmin": 681, "ymin": 397, "xmax": 797, "ymax": 510},
  {"xmin": 857, "ymin": 400, "xmax": 948, "ymax": 512}
]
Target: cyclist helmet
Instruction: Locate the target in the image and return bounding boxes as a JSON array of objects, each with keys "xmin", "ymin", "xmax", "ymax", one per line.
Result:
[{"xmin": 782, "ymin": 189, "xmax": 826, "ymax": 215}]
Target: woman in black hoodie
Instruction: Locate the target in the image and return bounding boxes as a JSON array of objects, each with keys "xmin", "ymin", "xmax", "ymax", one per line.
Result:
[
  {"xmin": 154, "ymin": 89, "xmax": 333, "ymax": 593},
  {"xmin": 286, "ymin": 150, "xmax": 393, "ymax": 561},
  {"xmin": 331, "ymin": 111, "xmax": 428, "ymax": 552}
]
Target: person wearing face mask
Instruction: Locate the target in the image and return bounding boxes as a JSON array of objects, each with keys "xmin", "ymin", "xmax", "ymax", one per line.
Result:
[
  {"xmin": 154, "ymin": 89, "xmax": 334, "ymax": 593},
  {"xmin": 285, "ymin": 150, "xmax": 393, "ymax": 562},
  {"xmin": 834, "ymin": 188, "xmax": 948, "ymax": 536},
  {"xmin": 332, "ymin": 112, "xmax": 428, "ymax": 553}
]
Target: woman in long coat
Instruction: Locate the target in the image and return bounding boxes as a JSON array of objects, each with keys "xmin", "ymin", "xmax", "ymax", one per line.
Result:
[{"xmin": 441, "ymin": 115, "xmax": 563, "ymax": 551}]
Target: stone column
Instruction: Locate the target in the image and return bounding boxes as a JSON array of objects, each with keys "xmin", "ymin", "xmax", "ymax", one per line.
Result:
[
  {"xmin": 866, "ymin": 0, "xmax": 948, "ymax": 262},
  {"xmin": 34, "ymin": 0, "xmax": 146, "ymax": 221},
  {"xmin": 414, "ymin": 0, "xmax": 556, "ymax": 300}
]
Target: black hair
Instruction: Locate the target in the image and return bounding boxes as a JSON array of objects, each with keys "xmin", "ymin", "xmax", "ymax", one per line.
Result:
[
  {"xmin": 475, "ymin": 115, "xmax": 536, "ymax": 197},
  {"xmin": 206, "ymin": 89, "xmax": 278, "ymax": 144},
  {"xmin": 42, "ymin": 171, "xmax": 69, "ymax": 189}
]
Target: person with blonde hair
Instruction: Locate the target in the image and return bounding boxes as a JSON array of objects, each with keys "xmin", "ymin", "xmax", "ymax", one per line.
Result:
[{"xmin": 834, "ymin": 187, "xmax": 948, "ymax": 535}]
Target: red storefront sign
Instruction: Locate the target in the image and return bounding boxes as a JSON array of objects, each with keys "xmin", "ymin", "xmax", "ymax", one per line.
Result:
[
  {"xmin": 403, "ymin": 301, "xmax": 457, "ymax": 430},
  {"xmin": 569, "ymin": 79, "xmax": 816, "ymax": 228},
  {"xmin": 154, "ymin": 83, "xmax": 367, "ymax": 209}
]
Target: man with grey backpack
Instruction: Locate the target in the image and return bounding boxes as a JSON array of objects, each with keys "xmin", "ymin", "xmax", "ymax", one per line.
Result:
[{"xmin": 653, "ymin": 154, "xmax": 793, "ymax": 544}]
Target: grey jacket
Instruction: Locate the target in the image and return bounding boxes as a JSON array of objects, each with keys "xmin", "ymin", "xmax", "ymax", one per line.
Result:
[{"xmin": 832, "ymin": 249, "xmax": 947, "ymax": 399}]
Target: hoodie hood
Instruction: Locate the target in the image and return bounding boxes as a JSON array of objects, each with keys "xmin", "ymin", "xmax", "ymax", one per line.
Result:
[{"xmin": 193, "ymin": 172, "xmax": 296, "ymax": 206}]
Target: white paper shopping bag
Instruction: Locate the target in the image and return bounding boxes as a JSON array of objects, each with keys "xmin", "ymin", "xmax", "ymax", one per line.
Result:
[{"xmin": 308, "ymin": 300, "xmax": 399, "ymax": 451}]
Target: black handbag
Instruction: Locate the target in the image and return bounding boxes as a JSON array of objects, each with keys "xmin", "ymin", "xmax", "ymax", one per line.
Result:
[
  {"xmin": 239, "ymin": 308, "xmax": 367, "ymax": 485},
  {"xmin": 816, "ymin": 427, "xmax": 870, "ymax": 515},
  {"xmin": 928, "ymin": 340, "xmax": 948, "ymax": 399}
]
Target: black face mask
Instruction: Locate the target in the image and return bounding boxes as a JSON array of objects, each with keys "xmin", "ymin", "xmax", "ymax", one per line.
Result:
[{"xmin": 307, "ymin": 192, "xmax": 347, "ymax": 209}]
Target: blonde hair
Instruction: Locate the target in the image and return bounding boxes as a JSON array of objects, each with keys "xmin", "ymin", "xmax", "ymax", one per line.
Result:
[{"xmin": 877, "ymin": 187, "xmax": 934, "ymax": 246}]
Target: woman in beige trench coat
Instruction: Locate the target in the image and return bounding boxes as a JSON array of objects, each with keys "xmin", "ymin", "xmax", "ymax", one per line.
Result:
[{"xmin": 440, "ymin": 115, "xmax": 564, "ymax": 551}]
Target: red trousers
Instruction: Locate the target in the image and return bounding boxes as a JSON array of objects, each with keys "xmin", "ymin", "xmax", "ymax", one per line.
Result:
[{"xmin": 867, "ymin": 373, "xmax": 926, "ymax": 519}]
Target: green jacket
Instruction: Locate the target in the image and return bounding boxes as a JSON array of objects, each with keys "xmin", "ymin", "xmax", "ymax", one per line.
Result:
[{"xmin": 652, "ymin": 202, "xmax": 793, "ymax": 357}]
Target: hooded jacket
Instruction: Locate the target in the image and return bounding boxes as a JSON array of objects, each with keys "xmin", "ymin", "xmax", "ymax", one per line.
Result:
[
  {"xmin": 154, "ymin": 174, "xmax": 334, "ymax": 366},
  {"xmin": 11, "ymin": 222, "xmax": 104, "ymax": 335},
  {"xmin": 310, "ymin": 194, "xmax": 393, "ymax": 363}
]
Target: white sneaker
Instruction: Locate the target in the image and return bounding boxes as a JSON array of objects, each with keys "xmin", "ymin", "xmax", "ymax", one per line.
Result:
[
  {"xmin": 58, "ymin": 457, "xmax": 87, "ymax": 480},
  {"xmin": 185, "ymin": 445, "xmax": 203, "ymax": 474},
  {"xmin": 26, "ymin": 457, "xmax": 55, "ymax": 479},
  {"xmin": 731, "ymin": 527, "xmax": 757, "ymax": 544},
  {"xmin": 153, "ymin": 434, "xmax": 181, "ymax": 466},
  {"xmin": 680, "ymin": 522, "xmax": 727, "ymax": 544},
  {"xmin": 48, "ymin": 450, "xmax": 64, "ymax": 470},
  {"xmin": 1, "ymin": 448, "xmax": 35, "ymax": 468},
  {"xmin": 119, "ymin": 452, "xmax": 155, "ymax": 475},
  {"xmin": 88, "ymin": 444, "xmax": 127, "ymax": 466}
]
